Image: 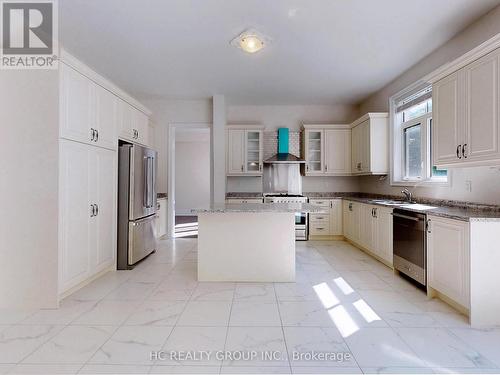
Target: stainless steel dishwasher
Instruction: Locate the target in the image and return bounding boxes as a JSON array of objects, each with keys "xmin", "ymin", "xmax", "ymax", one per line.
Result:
[{"xmin": 393, "ymin": 208, "xmax": 427, "ymax": 286}]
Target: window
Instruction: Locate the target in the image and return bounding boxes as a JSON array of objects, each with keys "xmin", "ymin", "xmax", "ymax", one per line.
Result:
[{"xmin": 391, "ymin": 86, "xmax": 448, "ymax": 185}]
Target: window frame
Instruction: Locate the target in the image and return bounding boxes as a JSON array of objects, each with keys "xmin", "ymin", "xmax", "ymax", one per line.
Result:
[{"xmin": 389, "ymin": 82, "xmax": 450, "ymax": 187}]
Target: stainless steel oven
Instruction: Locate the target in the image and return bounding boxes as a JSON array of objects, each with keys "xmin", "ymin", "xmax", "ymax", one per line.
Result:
[
  {"xmin": 264, "ymin": 194, "xmax": 308, "ymax": 241},
  {"xmin": 393, "ymin": 208, "xmax": 427, "ymax": 286}
]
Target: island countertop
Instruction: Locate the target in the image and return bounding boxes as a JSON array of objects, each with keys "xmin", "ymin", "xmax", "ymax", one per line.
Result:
[{"xmin": 192, "ymin": 202, "xmax": 326, "ymax": 214}]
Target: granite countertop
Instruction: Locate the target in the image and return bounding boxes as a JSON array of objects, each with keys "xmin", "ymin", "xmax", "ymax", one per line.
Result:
[
  {"xmin": 226, "ymin": 192, "xmax": 263, "ymax": 199},
  {"xmin": 224, "ymin": 192, "xmax": 500, "ymax": 221},
  {"xmin": 193, "ymin": 203, "xmax": 326, "ymax": 214},
  {"xmin": 342, "ymin": 196, "xmax": 500, "ymax": 222}
]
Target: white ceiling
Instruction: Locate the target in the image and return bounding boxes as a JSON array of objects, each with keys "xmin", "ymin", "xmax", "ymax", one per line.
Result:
[{"xmin": 60, "ymin": 0, "xmax": 500, "ymax": 105}]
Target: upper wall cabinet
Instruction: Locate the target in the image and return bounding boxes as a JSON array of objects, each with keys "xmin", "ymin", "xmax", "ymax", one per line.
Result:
[
  {"xmin": 302, "ymin": 125, "xmax": 351, "ymax": 176},
  {"xmin": 118, "ymin": 99, "xmax": 150, "ymax": 146},
  {"xmin": 226, "ymin": 125, "xmax": 264, "ymax": 176},
  {"xmin": 350, "ymin": 113, "xmax": 389, "ymax": 175},
  {"xmin": 433, "ymin": 47, "xmax": 500, "ymax": 168}
]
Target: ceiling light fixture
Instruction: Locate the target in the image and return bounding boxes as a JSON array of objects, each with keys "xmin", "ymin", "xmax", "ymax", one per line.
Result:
[{"xmin": 231, "ymin": 28, "xmax": 270, "ymax": 54}]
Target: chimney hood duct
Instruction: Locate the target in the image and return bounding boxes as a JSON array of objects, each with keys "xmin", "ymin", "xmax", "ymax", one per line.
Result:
[{"xmin": 264, "ymin": 128, "xmax": 305, "ymax": 164}]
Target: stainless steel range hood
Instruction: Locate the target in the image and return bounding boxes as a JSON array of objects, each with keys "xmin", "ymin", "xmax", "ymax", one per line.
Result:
[{"xmin": 264, "ymin": 128, "xmax": 305, "ymax": 164}]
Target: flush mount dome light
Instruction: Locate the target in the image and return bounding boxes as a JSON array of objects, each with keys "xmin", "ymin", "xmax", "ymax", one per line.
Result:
[{"xmin": 231, "ymin": 29, "xmax": 270, "ymax": 54}]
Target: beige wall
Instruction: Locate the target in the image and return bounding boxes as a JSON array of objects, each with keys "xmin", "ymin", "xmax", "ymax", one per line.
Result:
[
  {"xmin": 0, "ymin": 70, "xmax": 59, "ymax": 308},
  {"xmin": 358, "ymin": 5, "xmax": 500, "ymax": 205}
]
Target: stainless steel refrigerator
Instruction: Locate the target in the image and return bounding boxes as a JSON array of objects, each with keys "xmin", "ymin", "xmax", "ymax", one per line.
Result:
[{"xmin": 117, "ymin": 143, "xmax": 157, "ymax": 269}]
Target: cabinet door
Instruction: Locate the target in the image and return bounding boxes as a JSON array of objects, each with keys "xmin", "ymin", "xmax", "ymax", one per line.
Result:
[
  {"xmin": 245, "ymin": 130, "xmax": 262, "ymax": 174},
  {"xmin": 325, "ymin": 129, "xmax": 351, "ymax": 175},
  {"xmin": 330, "ymin": 199, "xmax": 343, "ymax": 235},
  {"xmin": 351, "ymin": 122, "xmax": 369, "ymax": 173},
  {"xmin": 342, "ymin": 200, "xmax": 351, "ymax": 239},
  {"xmin": 374, "ymin": 207, "xmax": 393, "ymax": 265},
  {"xmin": 95, "ymin": 84, "xmax": 118, "ymax": 150},
  {"xmin": 427, "ymin": 216, "xmax": 470, "ymax": 307},
  {"xmin": 135, "ymin": 109, "xmax": 149, "ymax": 145},
  {"xmin": 118, "ymin": 99, "xmax": 133, "ymax": 141},
  {"xmin": 92, "ymin": 147, "xmax": 117, "ymax": 273},
  {"xmin": 432, "ymin": 72, "xmax": 464, "ymax": 166},
  {"xmin": 227, "ymin": 129, "xmax": 245, "ymax": 174},
  {"xmin": 60, "ymin": 64, "xmax": 94, "ymax": 145},
  {"xmin": 59, "ymin": 140, "xmax": 92, "ymax": 293},
  {"xmin": 359, "ymin": 204, "xmax": 375, "ymax": 250},
  {"xmin": 350, "ymin": 202, "xmax": 361, "ymax": 244},
  {"xmin": 464, "ymin": 50, "xmax": 500, "ymax": 162},
  {"xmin": 305, "ymin": 129, "xmax": 324, "ymax": 174}
]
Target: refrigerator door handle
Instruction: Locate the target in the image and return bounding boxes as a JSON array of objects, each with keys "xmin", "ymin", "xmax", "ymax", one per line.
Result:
[{"xmin": 143, "ymin": 157, "xmax": 149, "ymax": 208}]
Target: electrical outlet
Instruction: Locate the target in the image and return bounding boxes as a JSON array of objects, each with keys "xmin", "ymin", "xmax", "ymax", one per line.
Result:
[{"xmin": 465, "ymin": 180, "xmax": 472, "ymax": 192}]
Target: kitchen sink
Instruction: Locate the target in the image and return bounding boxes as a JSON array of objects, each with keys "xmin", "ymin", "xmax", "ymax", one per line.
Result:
[
  {"xmin": 369, "ymin": 199, "xmax": 407, "ymax": 205},
  {"xmin": 400, "ymin": 203, "xmax": 437, "ymax": 210},
  {"xmin": 369, "ymin": 199, "xmax": 438, "ymax": 210}
]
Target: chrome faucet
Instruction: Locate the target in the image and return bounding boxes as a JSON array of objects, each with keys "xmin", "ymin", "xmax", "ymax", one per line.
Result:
[{"xmin": 401, "ymin": 188, "xmax": 413, "ymax": 203}]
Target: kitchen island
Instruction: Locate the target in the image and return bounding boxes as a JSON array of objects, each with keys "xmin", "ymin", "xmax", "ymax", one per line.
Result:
[{"xmin": 192, "ymin": 203, "xmax": 324, "ymax": 282}]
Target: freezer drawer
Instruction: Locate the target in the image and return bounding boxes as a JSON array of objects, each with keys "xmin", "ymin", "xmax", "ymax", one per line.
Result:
[{"xmin": 128, "ymin": 215, "xmax": 156, "ymax": 265}]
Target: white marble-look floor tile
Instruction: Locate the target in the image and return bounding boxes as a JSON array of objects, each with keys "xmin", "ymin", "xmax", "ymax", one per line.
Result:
[
  {"xmin": 427, "ymin": 312, "xmax": 470, "ymax": 328},
  {"xmin": 284, "ymin": 327, "xmax": 356, "ymax": 367},
  {"xmin": 8, "ymin": 364, "xmax": 82, "ymax": 374},
  {"xmin": 0, "ymin": 311, "xmax": 36, "ymax": 325},
  {"xmin": 381, "ymin": 312, "xmax": 440, "ymax": 328},
  {"xmin": 20, "ymin": 300, "xmax": 96, "ymax": 325},
  {"xmin": 274, "ymin": 283, "xmax": 319, "ymax": 302},
  {"xmin": 176, "ymin": 301, "xmax": 231, "ymax": 326},
  {"xmin": 361, "ymin": 367, "xmax": 434, "ymax": 374},
  {"xmin": 344, "ymin": 327, "xmax": 426, "ymax": 368},
  {"xmin": 189, "ymin": 283, "xmax": 235, "ymax": 301},
  {"xmin": 22, "ymin": 325, "xmax": 115, "ymax": 364},
  {"xmin": 71, "ymin": 300, "xmax": 140, "ymax": 326},
  {"xmin": 224, "ymin": 327, "xmax": 288, "ymax": 367},
  {"xmin": 0, "ymin": 325, "xmax": 63, "ymax": 364},
  {"xmin": 150, "ymin": 365, "xmax": 220, "ymax": 373},
  {"xmin": 431, "ymin": 367, "xmax": 500, "ymax": 373},
  {"xmin": 395, "ymin": 327, "xmax": 494, "ymax": 368},
  {"xmin": 339, "ymin": 270, "xmax": 389, "ymax": 290},
  {"xmin": 89, "ymin": 325, "xmax": 172, "ymax": 365},
  {"xmin": 221, "ymin": 366, "xmax": 291, "ymax": 374},
  {"xmin": 160, "ymin": 326, "xmax": 227, "ymax": 366},
  {"xmin": 78, "ymin": 364, "xmax": 151, "ymax": 374},
  {"xmin": 449, "ymin": 328, "xmax": 500, "ymax": 367},
  {"xmin": 230, "ymin": 301, "xmax": 281, "ymax": 327},
  {"xmin": 234, "ymin": 283, "xmax": 276, "ymax": 302},
  {"xmin": 124, "ymin": 300, "xmax": 186, "ymax": 326},
  {"xmin": 292, "ymin": 366, "xmax": 362, "ymax": 374},
  {"xmin": 278, "ymin": 301, "xmax": 335, "ymax": 327},
  {"xmin": 103, "ymin": 281, "xmax": 157, "ymax": 301},
  {"xmin": 357, "ymin": 290, "xmax": 423, "ymax": 314}
]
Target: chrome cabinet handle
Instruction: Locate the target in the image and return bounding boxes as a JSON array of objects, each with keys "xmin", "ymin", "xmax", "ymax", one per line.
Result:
[
  {"xmin": 325, "ymin": 164, "xmax": 328, "ymax": 172},
  {"xmin": 95, "ymin": 129, "xmax": 99, "ymax": 142},
  {"xmin": 241, "ymin": 165, "xmax": 244, "ymax": 172},
  {"xmin": 90, "ymin": 204, "xmax": 95, "ymax": 217},
  {"xmin": 457, "ymin": 144, "xmax": 462, "ymax": 159},
  {"xmin": 95, "ymin": 204, "xmax": 98, "ymax": 216},
  {"xmin": 90, "ymin": 128, "xmax": 95, "ymax": 141},
  {"xmin": 426, "ymin": 219, "xmax": 432, "ymax": 233},
  {"xmin": 462, "ymin": 144, "xmax": 467, "ymax": 158},
  {"xmin": 374, "ymin": 208, "xmax": 377, "ymax": 218}
]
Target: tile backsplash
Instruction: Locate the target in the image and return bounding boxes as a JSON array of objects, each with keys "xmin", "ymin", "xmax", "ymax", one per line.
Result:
[{"xmin": 263, "ymin": 130, "xmax": 300, "ymax": 159}]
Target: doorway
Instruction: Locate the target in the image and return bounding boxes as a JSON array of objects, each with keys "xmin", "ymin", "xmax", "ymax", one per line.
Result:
[{"xmin": 167, "ymin": 123, "xmax": 211, "ymax": 238}]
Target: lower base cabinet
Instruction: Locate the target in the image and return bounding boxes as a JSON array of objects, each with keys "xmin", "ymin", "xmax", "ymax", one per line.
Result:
[
  {"xmin": 59, "ymin": 139, "xmax": 117, "ymax": 295},
  {"xmin": 309, "ymin": 199, "xmax": 343, "ymax": 236},
  {"xmin": 156, "ymin": 198, "xmax": 167, "ymax": 238},
  {"xmin": 343, "ymin": 200, "xmax": 393, "ymax": 266},
  {"xmin": 427, "ymin": 216, "xmax": 470, "ymax": 308}
]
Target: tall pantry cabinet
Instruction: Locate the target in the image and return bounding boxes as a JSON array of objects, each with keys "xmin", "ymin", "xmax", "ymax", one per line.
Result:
[{"xmin": 58, "ymin": 51, "xmax": 152, "ymax": 297}]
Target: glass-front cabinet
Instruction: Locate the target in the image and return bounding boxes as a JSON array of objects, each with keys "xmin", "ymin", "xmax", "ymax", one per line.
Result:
[
  {"xmin": 226, "ymin": 125, "xmax": 264, "ymax": 176},
  {"xmin": 304, "ymin": 128, "xmax": 324, "ymax": 175}
]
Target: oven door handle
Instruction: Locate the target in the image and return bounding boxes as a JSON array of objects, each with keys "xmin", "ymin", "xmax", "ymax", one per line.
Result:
[{"xmin": 391, "ymin": 212, "xmax": 423, "ymax": 222}]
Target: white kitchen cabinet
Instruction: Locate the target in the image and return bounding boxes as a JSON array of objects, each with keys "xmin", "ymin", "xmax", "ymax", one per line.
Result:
[
  {"xmin": 135, "ymin": 109, "xmax": 149, "ymax": 146},
  {"xmin": 350, "ymin": 113, "xmax": 389, "ymax": 175},
  {"xmin": 119, "ymin": 101, "xmax": 150, "ymax": 146},
  {"xmin": 226, "ymin": 126, "xmax": 263, "ymax": 176},
  {"xmin": 60, "ymin": 63, "xmax": 94, "ymax": 146},
  {"xmin": 60, "ymin": 63, "xmax": 118, "ymax": 151},
  {"xmin": 226, "ymin": 198, "xmax": 263, "ymax": 204},
  {"xmin": 343, "ymin": 200, "xmax": 361, "ymax": 243},
  {"xmin": 433, "ymin": 47, "xmax": 500, "ymax": 167},
  {"xmin": 59, "ymin": 139, "xmax": 116, "ymax": 294},
  {"xmin": 309, "ymin": 198, "xmax": 342, "ymax": 237},
  {"xmin": 427, "ymin": 216, "xmax": 470, "ymax": 308},
  {"xmin": 303, "ymin": 125, "xmax": 351, "ymax": 176},
  {"xmin": 330, "ymin": 199, "xmax": 343, "ymax": 235},
  {"xmin": 372, "ymin": 206, "xmax": 393, "ymax": 265},
  {"xmin": 359, "ymin": 203, "xmax": 376, "ymax": 250}
]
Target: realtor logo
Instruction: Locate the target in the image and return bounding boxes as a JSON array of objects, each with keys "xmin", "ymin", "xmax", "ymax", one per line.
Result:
[{"xmin": 1, "ymin": 0, "xmax": 58, "ymax": 69}]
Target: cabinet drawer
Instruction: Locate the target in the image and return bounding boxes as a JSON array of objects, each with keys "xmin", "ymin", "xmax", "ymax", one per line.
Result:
[
  {"xmin": 310, "ymin": 213, "xmax": 330, "ymax": 223},
  {"xmin": 310, "ymin": 222, "xmax": 330, "ymax": 235},
  {"xmin": 226, "ymin": 198, "xmax": 263, "ymax": 204},
  {"xmin": 309, "ymin": 199, "xmax": 331, "ymax": 208}
]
